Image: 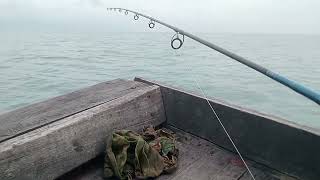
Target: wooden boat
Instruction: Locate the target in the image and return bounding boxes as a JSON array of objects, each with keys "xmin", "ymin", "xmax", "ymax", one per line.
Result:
[{"xmin": 0, "ymin": 77, "xmax": 319, "ymax": 180}]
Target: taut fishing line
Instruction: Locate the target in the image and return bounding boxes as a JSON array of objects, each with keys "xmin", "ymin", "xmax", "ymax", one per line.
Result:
[{"xmin": 107, "ymin": 8, "xmax": 256, "ymax": 179}]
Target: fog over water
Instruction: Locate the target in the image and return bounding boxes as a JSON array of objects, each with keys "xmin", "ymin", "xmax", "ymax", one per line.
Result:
[
  {"xmin": 0, "ymin": 1, "xmax": 319, "ymax": 128},
  {"xmin": 1, "ymin": 0, "xmax": 320, "ymax": 34}
]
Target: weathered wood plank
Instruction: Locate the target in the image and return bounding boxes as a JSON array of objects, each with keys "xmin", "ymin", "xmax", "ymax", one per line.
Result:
[
  {"xmin": 214, "ymin": 161, "xmax": 248, "ymax": 180},
  {"xmin": 168, "ymin": 151, "xmax": 233, "ymax": 180},
  {"xmin": 135, "ymin": 77, "xmax": 319, "ymax": 180},
  {"xmin": 59, "ymin": 126, "xmax": 293, "ymax": 180},
  {"xmin": 57, "ymin": 156, "xmax": 105, "ymax": 180},
  {"xmin": 159, "ymin": 127, "xmax": 246, "ymax": 180},
  {"xmin": 240, "ymin": 163, "xmax": 296, "ymax": 180},
  {"xmin": 0, "ymin": 85, "xmax": 166, "ymax": 180},
  {"xmin": 0, "ymin": 79, "xmax": 149, "ymax": 142}
]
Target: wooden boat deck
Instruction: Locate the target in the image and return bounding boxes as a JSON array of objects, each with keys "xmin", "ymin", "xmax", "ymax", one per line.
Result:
[
  {"xmin": 59, "ymin": 126, "xmax": 295, "ymax": 180},
  {"xmin": 1, "ymin": 78, "xmax": 318, "ymax": 179}
]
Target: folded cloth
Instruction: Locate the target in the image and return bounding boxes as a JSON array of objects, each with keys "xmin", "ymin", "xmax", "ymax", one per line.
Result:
[{"xmin": 104, "ymin": 127, "xmax": 178, "ymax": 179}]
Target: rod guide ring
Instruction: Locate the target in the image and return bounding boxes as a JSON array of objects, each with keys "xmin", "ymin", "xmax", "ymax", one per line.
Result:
[
  {"xmin": 148, "ymin": 21, "xmax": 155, "ymax": 28},
  {"xmin": 171, "ymin": 33, "xmax": 184, "ymax": 49},
  {"xmin": 171, "ymin": 38, "xmax": 183, "ymax": 49}
]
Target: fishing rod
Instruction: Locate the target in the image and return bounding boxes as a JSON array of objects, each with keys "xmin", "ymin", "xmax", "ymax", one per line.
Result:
[{"xmin": 107, "ymin": 8, "xmax": 320, "ymax": 106}]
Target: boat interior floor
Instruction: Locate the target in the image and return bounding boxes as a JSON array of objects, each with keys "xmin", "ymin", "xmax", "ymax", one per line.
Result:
[{"xmin": 58, "ymin": 125, "xmax": 297, "ymax": 180}]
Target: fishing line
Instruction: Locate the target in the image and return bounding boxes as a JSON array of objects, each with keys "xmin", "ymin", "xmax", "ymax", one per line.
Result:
[
  {"xmin": 184, "ymin": 64, "xmax": 256, "ymax": 179},
  {"xmin": 107, "ymin": 8, "xmax": 256, "ymax": 179},
  {"xmin": 172, "ymin": 39, "xmax": 255, "ymax": 178},
  {"xmin": 107, "ymin": 8, "xmax": 320, "ymax": 179}
]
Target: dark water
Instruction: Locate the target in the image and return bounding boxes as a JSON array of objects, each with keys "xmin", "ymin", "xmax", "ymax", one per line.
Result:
[{"xmin": 0, "ymin": 31, "xmax": 319, "ymax": 128}]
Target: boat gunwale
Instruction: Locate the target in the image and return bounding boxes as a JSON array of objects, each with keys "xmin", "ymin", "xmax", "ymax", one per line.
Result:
[{"xmin": 134, "ymin": 77, "xmax": 320, "ymax": 139}]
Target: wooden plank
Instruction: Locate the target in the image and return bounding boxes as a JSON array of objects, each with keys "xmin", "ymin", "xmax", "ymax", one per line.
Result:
[
  {"xmin": 134, "ymin": 77, "xmax": 320, "ymax": 180},
  {"xmin": 57, "ymin": 126, "xmax": 295, "ymax": 180},
  {"xmin": 214, "ymin": 161, "xmax": 248, "ymax": 180},
  {"xmin": 0, "ymin": 85, "xmax": 166, "ymax": 180},
  {"xmin": 168, "ymin": 151, "xmax": 233, "ymax": 180},
  {"xmin": 160, "ymin": 127, "xmax": 246, "ymax": 180},
  {"xmin": 57, "ymin": 156, "xmax": 105, "ymax": 180},
  {"xmin": 0, "ymin": 79, "xmax": 149, "ymax": 142},
  {"xmin": 57, "ymin": 126, "xmax": 230, "ymax": 180},
  {"xmin": 240, "ymin": 163, "xmax": 297, "ymax": 180},
  {"xmin": 158, "ymin": 132, "xmax": 220, "ymax": 180}
]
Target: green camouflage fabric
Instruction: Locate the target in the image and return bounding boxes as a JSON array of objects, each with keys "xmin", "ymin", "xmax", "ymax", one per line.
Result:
[{"xmin": 104, "ymin": 127, "xmax": 178, "ymax": 179}]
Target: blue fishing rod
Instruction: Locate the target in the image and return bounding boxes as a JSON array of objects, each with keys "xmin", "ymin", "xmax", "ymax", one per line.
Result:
[{"xmin": 107, "ymin": 8, "xmax": 320, "ymax": 105}]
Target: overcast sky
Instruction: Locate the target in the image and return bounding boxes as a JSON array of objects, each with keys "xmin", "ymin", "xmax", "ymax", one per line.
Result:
[{"xmin": 1, "ymin": 0, "xmax": 319, "ymax": 34}]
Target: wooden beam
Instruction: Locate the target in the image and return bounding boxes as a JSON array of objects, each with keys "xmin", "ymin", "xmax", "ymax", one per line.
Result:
[
  {"xmin": 0, "ymin": 84, "xmax": 166, "ymax": 180},
  {"xmin": 0, "ymin": 79, "xmax": 149, "ymax": 142}
]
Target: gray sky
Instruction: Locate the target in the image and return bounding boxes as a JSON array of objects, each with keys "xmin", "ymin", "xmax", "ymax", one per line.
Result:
[{"xmin": 1, "ymin": 0, "xmax": 319, "ymax": 34}]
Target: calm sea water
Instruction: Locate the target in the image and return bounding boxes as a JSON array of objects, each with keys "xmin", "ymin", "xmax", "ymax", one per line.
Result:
[{"xmin": 0, "ymin": 31, "xmax": 319, "ymax": 128}]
